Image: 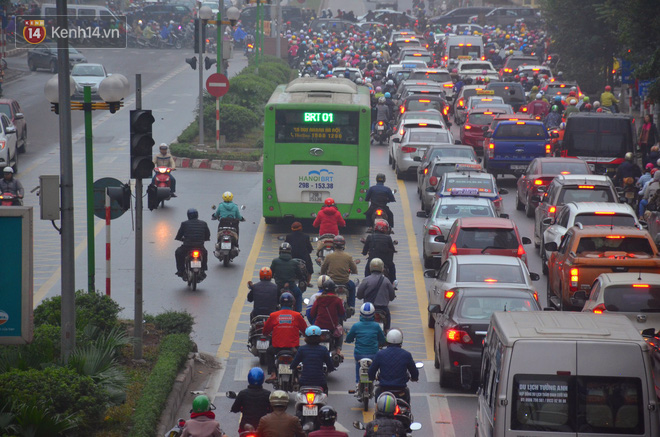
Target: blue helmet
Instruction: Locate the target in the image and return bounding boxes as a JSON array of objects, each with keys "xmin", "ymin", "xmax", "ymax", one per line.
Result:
[
  {"xmin": 248, "ymin": 367, "xmax": 264, "ymax": 386},
  {"xmin": 305, "ymin": 325, "xmax": 322, "ymax": 337},
  {"xmin": 384, "ymin": 92, "xmax": 391, "ymax": 98},
  {"xmin": 280, "ymin": 292, "xmax": 295, "ymax": 307},
  {"xmin": 187, "ymin": 208, "xmax": 198, "ymax": 219}
]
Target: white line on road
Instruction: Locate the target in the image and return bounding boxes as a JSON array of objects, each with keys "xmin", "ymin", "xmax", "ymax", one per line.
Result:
[{"xmin": 428, "ymin": 395, "xmax": 457, "ymax": 437}]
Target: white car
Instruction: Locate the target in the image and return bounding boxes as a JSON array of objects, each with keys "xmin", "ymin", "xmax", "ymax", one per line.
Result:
[
  {"xmin": 71, "ymin": 63, "xmax": 108, "ymax": 100},
  {"xmin": 391, "ymin": 127, "xmax": 454, "ymax": 179},
  {"xmin": 0, "ymin": 113, "xmax": 18, "ymax": 172},
  {"xmin": 456, "ymin": 60, "xmax": 499, "ymax": 82},
  {"xmin": 332, "ymin": 67, "xmax": 363, "ymax": 82},
  {"xmin": 540, "ymin": 202, "xmax": 641, "ymax": 274}
]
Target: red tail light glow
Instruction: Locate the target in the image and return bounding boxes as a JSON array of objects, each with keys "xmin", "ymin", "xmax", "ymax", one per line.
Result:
[
  {"xmin": 534, "ymin": 179, "xmax": 544, "ymax": 185},
  {"xmin": 449, "ymin": 243, "xmax": 457, "ymax": 255},
  {"xmin": 464, "ymin": 125, "xmax": 472, "ymax": 130},
  {"xmin": 428, "ymin": 225, "xmax": 441, "ymax": 236},
  {"xmin": 375, "ymin": 209, "xmax": 383, "ymax": 216},
  {"xmin": 192, "ymin": 251, "xmax": 200, "ymax": 258},
  {"xmin": 419, "ymin": 99, "xmax": 431, "ymax": 103},
  {"xmin": 444, "ymin": 290, "xmax": 455, "ymax": 299},
  {"xmin": 549, "ymin": 206, "xmax": 556, "ymax": 213},
  {"xmin": 595, "ymin": 211, "xmax": 615, "ymax": 215},
  {"xmin": 418, "ymin": 123, "xmax": 428, "ymax": 126},
  {"xmin": 401, "ymin": 146, "xmax": 417, "ymax": 153},
  {"xmin": 306, "ymin": 392, "xmax": 316, "ymax": 404},
  {"xmin": 424, "ymin": 167, "xmax": 428, "ymax": 175},
  {"xmin": 605, "ymin": 235, "xmax": 624, "ymax": 239},
  {"xmin": 633, "ymin": 284, "xmax": 650, "ymax": 288},
  {"xmin": 570, "ymin": 268, "xmax": 579, "ymax": 291},
  {"xmin": 592, "ymin": 303, "xmax": 606, "ymax": 314},
  {"xmin": 378, "ymin": 121, "xmax": 384, "ymax": 126},
  {"xmin": 517, "ymin": 245, "xmax": 526, "ymax": 257},
  {"xmin": 578, "ymin": 185, "xmax": 594, "ymax": 189},
  {"xmin": 484, "ymin": 278, "xmax": 498, "ymax": 283},
  {"xmin": 447, "ymin": 329, "xmax": 473, "ymax": 344}
]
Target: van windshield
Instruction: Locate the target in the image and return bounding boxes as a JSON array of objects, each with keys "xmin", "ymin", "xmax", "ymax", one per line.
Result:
[{"xmin": 512, "ymin": 374, "xmax": 644, "ymax": 434}]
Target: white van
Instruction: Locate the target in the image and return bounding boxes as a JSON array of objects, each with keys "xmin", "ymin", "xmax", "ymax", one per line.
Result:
[
  {"xmin": 41, "ymin": 4, "xmax": 119, "ymax": 21},
  {"xmin": 442, "ymin": 35, "xmax": 484, "ymax": 66},
  {"xmin": 476, "ymin": 312, "xmax": 660, "ymax": 437}
]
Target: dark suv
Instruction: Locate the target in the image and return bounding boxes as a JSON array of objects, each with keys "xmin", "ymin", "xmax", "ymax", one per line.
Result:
[
  {"xmin": 141, "ymin": 4, "xmax": 192, "ymax": 22},
  {"xmin": 429, "ymin": 7, "xmax": 493, "ymax": 26}
]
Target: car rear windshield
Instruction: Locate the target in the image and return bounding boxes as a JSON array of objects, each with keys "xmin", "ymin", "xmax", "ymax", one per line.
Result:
[
  {"xmin": 494, "ymin": 123, "xmax": 545, "ymax": 138},
  {"xmin": 558, "ymin": 187, "xmax": 614, "ymax": 204},
  {"xmin": 539, "ymin": 161, "xmax": 589, "ymax": 174},
  {"xmin": 505, "ymin": 57, "xmax": 537, "ymax": 70},
  {"xmin": 457, "ymin": 264, "xmax": 524, "ymax": 283},
  {"xmin": 460, "ymin": 62, "xmax": 492, "ymax": 71},
  {"xmin": 546, "ymin": 84, "xmax": 573, "ymax": 96},
  {"xmin": 407, "ymin": 100, "xmax": 444, "ymax": 112},
  {"xmin": 409, "ymin": 71, "xmax": 452, "ymax": 82},
  {"xmin": 455, "ymin": 228, "xmax": 518, "ymax": 249},
  {"xmin": 436, "ymin": 203, "xmax": 493, "ymax": 219},
  {"xmin": 428, "ymin": 147, "xmax": 476, "ymax": 160},
  {"xmin": 470, "ymin": 97, "xmax": 504, "ymax": 109},
  {"xmin": 409, "ymin": 131, "xmax": 449, "ymax": 143},
  {"xmin": 445, "ymin": 177, "xmax": 494, "ymax": 192},
  {"xmin": 488, "ymin": 84, "xmax": 525, "ymax": 102},
  {"xmin": 512, "ymin": 374, "xmax": 644, "ymax": 434},
  {"xmin": 449, "ymin": 46, "xmax": 481, "ymax": 59},
  {"xmin": 574, "ymin": 213, "xmax": 636, "ymax": 227},
  {"xmin": 458, "ymin": 296, "xmax": 535, "ymax": 319},
  {"xmin": 467, "ymin": 113, "xmax": 498, "ymax": 125},
  {"xmin": 565, "ymin": 118, "xmax": 633, "ymax": 158},
  {"xmin": 603, "ymin": 285, "xmax": 660, "ymax": 313},
  {"xmin": 575, "ymin": 236, "xmax": 653, "ymax": 255},
  {"xmin": 403, "ymin": 54, "xmax": 432, "ymax": 65}
]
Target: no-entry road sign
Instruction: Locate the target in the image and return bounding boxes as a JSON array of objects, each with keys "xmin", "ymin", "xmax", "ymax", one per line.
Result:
[{"xmin": 206, "ymin": 73, "xmax": 229, "ymax": 98}]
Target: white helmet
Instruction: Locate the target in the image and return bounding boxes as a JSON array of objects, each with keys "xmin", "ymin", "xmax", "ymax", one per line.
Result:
[
  {"xmin": 317, "ymin": 274, "xmax": 331, "ymax": 289},
  {"xmin": 360, "ymin": 302, "xmax": 375, "ymax": 318},
  {"xmin": 535, "ymin": 93, "xmax": 542, "ymax": 100},
  {"xmin": 370, "ymin": 258, "xmax": 384, "ymax": 272},
  {"xmin": 3, "ymin": 166, "xmax": 13, "ymax": 174},
  {"xmin": 386, "ymin": 329, "xmax": 403, "ymax": 345},
  {"xmin": 159, "ymin": 143, "xmax": 168, "ymax": 150}
]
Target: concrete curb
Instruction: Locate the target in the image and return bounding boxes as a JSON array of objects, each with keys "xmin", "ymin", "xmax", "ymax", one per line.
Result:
[
  {"xmin": 174, "ymin": 156, "xmax": 262, "ymax": 172},
  {"xmin": 6, "ymin": 48, "xmax": 27, "ymax": 57},
  {"xmin": 156, "ymin": 354, "xmax": 196, "ymax": 436}
]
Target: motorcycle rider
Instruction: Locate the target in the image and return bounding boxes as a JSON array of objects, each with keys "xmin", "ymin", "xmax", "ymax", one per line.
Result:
[
  {"xmin": 357, "ymin": 259, "xmax": 396, "ymax": 331},
  {"xmin": 526, "ymin": 93, "xmax": 550, "ymax": 120},
  {"xmin": 600, "ymin": 85, "xmax": 619, "ymax": 113},
  {"xmin": 320, "ymin": 235, "xmax": 358, "ymax": 314},
  {"xmin": 365, "ymin": 173, "xmax": 396, "ymax": 228},
  {"xmin": 263, "ymin": 292, "xmax": 308, "ymax": 383},
  {"xmin": 345, "ymin": 302, "xmax": 386, "ymax": 384},
  {"xmin": 308, "ymin": 406, "xmax": 348, "ymax": 437},
  {"xmin": 613, "ymin": 152, "xmax": 642, "ymax": 188},
  {"xmin": 0, "ymin": 167, "xmax": 23, "ymax": 204},
  {"xmin": 313, "ymin": 198, "xmax": 346, "ymax": 238},
  {"xmin": 373, "ymin": 96, "xmax": 392, "ymax": 134},
  {"xmin": 247, "ymin": 267, "xmax": 279, "ymax": 321},
  {"xmin": 271, "ymin": 243, "xmax": 307, "ymax": 312},
  {"xmin": 362, "ymin": 219, "xmax": 397, "ymax": 284},
  {"xmin": 291, "ymin": 325, "xmax": 335, "ymax": 393},
  {"xmin": 368, "ymin": 329, "xmax": 419, "ymax": 405},
  {"xmin": 257, "ymin": 390, "xmax": 305, "ymax": 437},
  {"xmin": 181, "ymin": 395, "xmax": 225, "ymax": 437},
  {"xmin": 151, "ymin": 143, "xmax": 176, "ymax": 197},
  {"xmin": 230, "ymin": 367, "xmax": 272, "ymax": 433},
  {"xmin": 310, "ymin": 279, "xmax": 346, "ymax": 356},
  {"xmin": 174, "ymin": 208, "xmax": 211, "ymax": 279},
  {"xmin": 543, "ymin": 105, "xmax": 562, "ymax": 129},
  {"xmin": 214, "ymin": 191, "xmax": 244, "ymax": 245},
  {"xmin": 306, "ymin": 274, "xmax": 330, "ymax": 321},
  {"xmin": 364, "ymin": 392, "xmax": 406, "ymax": 437},
  {"xmin": 285, "ymin": 221, "xmax": 314, "ymax": 281}
]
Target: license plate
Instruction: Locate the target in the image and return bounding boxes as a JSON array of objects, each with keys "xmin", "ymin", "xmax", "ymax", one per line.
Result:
[
  {"xmin": 320, "ymin": 342, "xmax": 330, "ymax": 350},
  {"xmin": 589, "ymin": 164, "xmax": 596, "ymax": 171},
  {"xmin": 360, "ymin": 373, "xmax": 371, "ymax": 383},
  {"xmin": 309, "ymin": 191, "xmax": 323, "ymax": 202},
  {"xmin": 323, "ymin": 249, "xmax": 333, "ymax": 257},
  {"xmin": 302, "ymin": 405, "xmax": 318, "ymax": 416},
  {"xmin": 190, "ymin": 260, "xmax": 202, "ymax": 268},
  {"xmin": 221, "ymin": 242, "xmax": 231, "ymax": 249},
  {"xmin": 278, "ymin": 364, "xmax": 292, "ymax": 374},
  {"xmin": 257, "ymin": 340, "xmax": 269, "ymax": 350},
  {"xmin": 511, "ymin": 165, "xmax": 527, "ymax": 170},
  {"xmin": 625, "ymin": 192, "xmax": 635, "ymax": 199},
  {"xmin": 377, "ymin": 125, "xmax": 384, "ymax": 131}
]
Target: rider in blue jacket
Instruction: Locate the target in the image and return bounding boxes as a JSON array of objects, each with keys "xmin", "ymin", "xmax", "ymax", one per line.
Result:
[
  {"xmin": 291, "ymin": 326, "xmax": 335, "ymax": 393},
  {"xmin": 368, "ymin": 328, "xmax": 418, "ymax": 404},
  {"xmin": 214, "ymin": 191, "xmax": 244, "ymax": 246},
  {"xmin": 345, "ymin": 303, "xmax": 386, "ymax": 383}
]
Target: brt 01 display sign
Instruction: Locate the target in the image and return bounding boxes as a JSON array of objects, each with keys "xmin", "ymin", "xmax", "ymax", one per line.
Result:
[{"xmin": 0, "ymin": 207, "xmax": 33, "ymax": 345}]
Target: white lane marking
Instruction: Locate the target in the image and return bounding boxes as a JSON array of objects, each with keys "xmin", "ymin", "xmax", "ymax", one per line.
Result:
[
  {"xmin": 425, "ymin": 360, "xmax": 439, "ymax": 383},
  {"xmin": 428, "ymin": 394, "xmax": 456, "ymax": 437},
  {"xmin": 234, "ymin": 357, "xmax": 257, "ymax": 382}
]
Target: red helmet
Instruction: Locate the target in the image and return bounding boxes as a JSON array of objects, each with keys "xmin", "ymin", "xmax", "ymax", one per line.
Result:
[
  {"xmin": 259, "ymin": 267, "xmax": 273, "ymax": 281},
  {"xmin": 374, "ymin": 219, "xmax": 390, "ymax": 233},
  {"xmin": 324, "ymin": 198, "xmax": 335, "ymax": 207},
  {"xmin": 605, "ymin": 85, "xmax": 612, "ymax": 91}
]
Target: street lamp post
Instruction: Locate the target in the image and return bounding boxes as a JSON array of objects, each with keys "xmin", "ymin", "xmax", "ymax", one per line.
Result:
[{"xmin": 198, "ymin": 5, "xmax": 214, "ymax": 147}]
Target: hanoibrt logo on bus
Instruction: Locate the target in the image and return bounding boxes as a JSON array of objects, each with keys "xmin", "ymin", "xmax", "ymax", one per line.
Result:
[
  {"xmin": 298, "ymin": 169, "xmax": 334, "ymax": 189},
  {"xmin": 16, "ymin": 16, "xmax": 128, "ymax": 49}
]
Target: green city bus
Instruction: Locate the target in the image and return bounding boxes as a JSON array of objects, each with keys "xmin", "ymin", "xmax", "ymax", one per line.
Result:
[{"xmin": 262, "ymin": 77, "xmax": 371, "ymax": 224}]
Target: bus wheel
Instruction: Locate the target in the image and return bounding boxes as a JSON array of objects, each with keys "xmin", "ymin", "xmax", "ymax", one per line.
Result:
[{"xmin": 265, "ymin": 217, "xmax": 276, "ymax": 224}]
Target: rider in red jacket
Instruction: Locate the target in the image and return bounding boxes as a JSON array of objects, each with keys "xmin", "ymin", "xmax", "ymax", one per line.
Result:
[{"xmin": 313, "ymin": 198, "xmax": 346, "ymax": 236}]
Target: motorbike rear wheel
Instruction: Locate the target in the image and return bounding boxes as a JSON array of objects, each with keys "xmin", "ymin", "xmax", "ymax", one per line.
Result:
[
  {"xmin": 363, "ymin": 394, "xmax": 369, "ymax": 412},
  {"xmin": 223, "ymin": 255, "xmax": 230, "ymax": 267},
  {"xmin": 190, "ymin": 271, "xmax": 198, "ymax": 291}
]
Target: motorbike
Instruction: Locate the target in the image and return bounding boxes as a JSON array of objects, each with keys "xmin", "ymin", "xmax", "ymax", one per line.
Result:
[
  {"xmin": 294, "ymin": 386, "xmax": 328, "ymax": 433},
  {"xmin": 335, "ymin": 271, "xmax": 360, "ymax": 319},
  {"xmin": 617, "ymin": 184, "xmax": 638, "ymax": 208},
  {"xmin": 315, "ymin": 233, "xmax": 336, "ymax": 266},
  {"xmin": 182, "ymin": 248, "xmax": 206, "ymax": 290},
  {"xmin": 273, "ymin": 348, "xmax": 298, "ymax": 392},
  {"xmin": 164, "ymin": 418, "xmax": 186, "ymax": 437},
  {"xmin": 374, "ymin": 308, "xmax": 388, "ymax": 332},
  {"xmin": 348, "ymin": 357, "xmax": 374, "ymax": 411},
  {"xmin": 153, "ymin": 166, "xmax": 173, "ymax": 207},
  {"xmin": 371, "ymin": 120, "xmax": 390, "ymax": 145},
  {"xmin": 211, "ymin": 205, "xmax": 246, "ymax": 266},
  {"xmin": 225, "ymin": 392, "xmax": 260, "ymax": 437},
  {"xmin": 372, "ymin": 362, "xmax": 424, "ymax": 433},
  {"xmin": 366, "ymin": 205, "xmax": 394, "ymax": 230},
  {"xmin": 319, "ymin": 328, "xmax": 343, "ymax": 368},
  {"xmin": 246, "ymin": 315, "xmax": 270, "ymax": 366},
  {"xmin": 0, "ymin": 192, "xmax": 21, "ymax": 206}
]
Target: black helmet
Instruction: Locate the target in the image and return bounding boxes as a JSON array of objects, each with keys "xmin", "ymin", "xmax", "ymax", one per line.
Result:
[
  {"xmin": 318, "ymin": 406, "xmax": 337, "ymax": 427},
  {"xmin": 322, "ymin": 279, "xmax": 337, "ymax": 293},
  {"xmin": 333, "ymin": 235, "xmax": 345, "ymax": 249},
  {"xmin": 280, "ymin": 292, "xmax": 295, "ymax": 307},
  {"xmin": 187, "ymin": 208, "xmax": 198, "ymax": 219},
  {"xmin": 279, "ymin": 242, "xmax": 292, "ymax": 253},
  {"xmin": 376, "ymin": 173, "xmax": 386, "ymax": 183}
]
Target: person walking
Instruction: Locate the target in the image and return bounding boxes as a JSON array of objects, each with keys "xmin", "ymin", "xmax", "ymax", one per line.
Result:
[{"xmin": 638, "ymin": 114, "xmax": 659, "ymax": 165}]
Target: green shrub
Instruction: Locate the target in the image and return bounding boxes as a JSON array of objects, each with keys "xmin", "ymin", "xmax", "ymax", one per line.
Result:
[
  {"xmin": 0, "ymin": 366, "xmax": 109, "ymax": 434},
  {"xmin": 33, "ymin": 290, "xmax": 123, "ymax": 333},
  {"xmin": 223, "ymin": 73, "xmax": 278, "ymax": 114},
  {"xmin": 128, "ymin": 334, "xmax": 193, "ymax": 437},
  {"xmin": 0, "ymin": 324, "xmax": 60, "ymax": 372},
  {"xmin": 177, "ymin": 103, "xmax": 260, "ymax": 144},
  {"xmin": 249, "ymin": 54, "xmax": 289, "ymax": 67},
  {"xmin": 143, "ymin": 310, "xmax": 195, "ymax": 336}
]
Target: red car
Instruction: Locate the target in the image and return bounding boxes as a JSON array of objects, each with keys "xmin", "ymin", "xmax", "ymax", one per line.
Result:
[
  {"xmin": 441, "ymin": 217, "xmax": 532, "ymax": 265},
  {"xmin": 515, "ymin": 157, "xmax": 592, "ymax": 217},
  {"xmin": 460, "ymin": 107, "xmax": 508, "ymax": 152}
]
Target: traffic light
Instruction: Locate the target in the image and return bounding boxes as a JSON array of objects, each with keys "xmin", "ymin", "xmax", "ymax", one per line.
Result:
[
  {"xmin": 204, "ymin": 56, "xmax": 216, "ymax": 70},
  {"xmin": 107, "ymin": 184, "xmax": 131, "ymax": 212},
  {"xmin": 146, "ymin": 183, "xmax": 171, "ymax": 211},
  {"xmin": 185, "ymin": 57, "xmax": 197, "ymax": 70},
  {"xmin": 129, "ymin": 109, "xmax": 155, "ymax": 179},
  {"xmin": 193, "ymin": 18, "xmax": 206, "ymax": 54}
]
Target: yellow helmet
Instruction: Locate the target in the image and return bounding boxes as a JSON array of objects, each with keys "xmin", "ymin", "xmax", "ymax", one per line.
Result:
[
  {"xmin": 222, "ymin": 191, "xmax": 233, "ymax": 202},
  {"xmin": 291, "ymin": 35, "xmax": 296, "ymax": 40},
  {"xmin": 373, "ymin": 60, "xmax": 379, "ymax": 65}
]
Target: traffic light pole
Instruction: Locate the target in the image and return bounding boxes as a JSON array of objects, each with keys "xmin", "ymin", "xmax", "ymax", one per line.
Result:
[
  {"xmin": 134, "ymin": 74, "xmax": 144, "ymax": 360},
  {"xmin": 83, "ymin": 86, "xmax": 95, "ymax": 294}
]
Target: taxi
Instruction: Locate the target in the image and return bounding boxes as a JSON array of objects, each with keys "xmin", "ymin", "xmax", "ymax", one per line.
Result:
[
  {"xmin": 415, "ymin": 145, "xmax": 478, "ymax": 196},
  {"xmin": 398, "ymin": 94, "xmax": 451, "ymax": 126},
  {"xmin": 420, "ymin": 159, "xmax": 482, "ymax": 212},
  {"xmin": 460, "ymin": 107, "xmax": 509, "ymax": 152},
  {"xmin": 436, "ymin": 167, "xmax": 508, "ymax": 216}
]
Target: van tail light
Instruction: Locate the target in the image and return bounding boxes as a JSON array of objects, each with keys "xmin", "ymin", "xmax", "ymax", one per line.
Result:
[
  {"xmin": 592, "ymin": 303, "xmax": 606, "ymax": 314},
  {"xmin": 449, "ymin": 243, "xmax": 457, "ymax": 255},
  {"xmin": 428, "ymin": 225, "xmax": 442, "ymax": 236},
  {"xmin": 444, "ymin": 290, "xmax": 455, "ymax": 299},
  {"xmin": 447, "ymin": 328, "xmax": 473, "ymax": 344},
  {"xmin": 570, "ymin": 268, "xmax": 579, "ymax": 292},
  {"xmin": 549, "ymin": 206, "xmax": 556, "ymax": 214},
  {"xmin": 429, "ymin": 176, "xmax": 438, "ymax": 186},
  {"xmin": 401, "ymin": 146, "xmax": 417, "ymax": 153},
  {"xmin": 534, "ymin": 179, "xmax": 544, "ymax": 185},
  {"xmin": 517, "ymin": 245, "xmax": 526, "ymax": 257}
]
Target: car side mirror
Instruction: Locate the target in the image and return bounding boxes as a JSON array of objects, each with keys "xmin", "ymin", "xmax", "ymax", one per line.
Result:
[
  {"xmin": 544, "ymin": 241, "xmax": 558, "ymax": 252},
  {"xmin": 481, "ymin": 125, "xmax": 489, "ymax": 132},
  {"xmin": 499, "ymin": 213, "xmax": 509, "ymax": 219},
  {"xmin": 639, "ymin": 220, "xmax": 648, "ymax": 229},
  {"xmin": 484, "ymin": 131, "xmax": 492, "ymax": 138},
  {"xmin": 521, "ymin": 237, "xmax": 532, "ymax": 245},
  {"xmin": 226, "ymin": 391, "xmax": 237, "ymax": 399},
  {"xmin": 392, "ymin": 137, "xmax": 401, "ymax": 143},
  {"xmin": 641, "ymin": 327, "xmax": 656, "ymax": 338},
  {"xmin": 14, "ymin": 113, "xmax": 24, "ymax": 120},
  {"xmin": 572, "ymin": 290, "xmax": 587, "ymax": 306},
  {"xmin": 542, "ymin": 217, "xmax": 553, "ymax": 226},
  {"xmin": 454, "ymin": 139, "xmax": 461, "ymax": 145},
  {"xmin": 5, "ymin": 126, "xmax": 16, "ymax": 134},
  {"xmin": 531, "ymin": 195, "xmax": 542, "ymax": 203},
  {"xmin": 529, "ymin": 272, "xmax": 540, "ymax": 281},
  {"xmin": 413, "ymin": 156, "xmax": 421, "ymax": 162},
  {"xmin": 353, "ymin": 421, "xmax": 366, "ymax": 430},
  {"xmin": 423, "ymin": 269, "xmax": 437, "ymax": 278},
  {"xmin": 416, "ymin": 211, "xmax": 428, "ymax": 218},
  {"xmin": 499, "ymin": 188, "xmax": 508, "ymax": 195}
]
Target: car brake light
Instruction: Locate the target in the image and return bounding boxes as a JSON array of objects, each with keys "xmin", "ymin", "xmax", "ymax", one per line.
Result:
[
  {"xmin": 458, "ymin": 98, "xmax": 464, "ymax": 107},
  {"xmin": 428, "ymin": 225, "xmax": 442, "ymax": 236},
  {"xmin": 592, "ymin": 303, "xmax": 606, "ymax": 314},
  {"xmin": 594, "ymin": 211, "xmax": 615, "ymax": 215},
  {"xmin": 400, "ymin": 128, "xmax": 405, "ymax": 136},
  {"xmin": 534, "ymin": 179, "xmax": 544, "ymax": 185},
  {"xmin": 443, "ymin": 106, "xmax": 449, "ymax": 115},
  {"xmin": 606, "ymin": 235, "xmax": 624, "ymax": 239},
  {"xmin": 400, "ymin": 106, "xmax": 405, "ymax": 114},
  {"xmin": 484, "ymin": 278, "xmax": 498, "ymax": 283},
  {"xmin": 483, "ymin": 112, "xmax": 493, "ymax": 115},
  {"xmin": 192, "ymin": 250, "xmax": 200, "ymax": 258},
  {"xmin": 447, "ymin": 329, "xmax": 473, "ymax": 344},
  {"xmin": 306, "ymin": 392, "xmax": 316, "ymax": 404},
  {"xmin": 549, "ymin": 206, "xmax": 556, "ymax": 213},
  {"xmin": 419, "ymin": 99, "xmax": 431, "ymax": 103},
  {"xmin": 449, "ymin": 243, "xmax": 457, "ymax": 255},
  {"xmin": 444, "ymin": 290, "xmax": 454, "ymax": 299},
  {"xmin": 489, "ymin": 143, "xmax": 495, "ymax": 149},
  {"xmin": 517, "ymin": 245, "xmax": 526, "ymax": 257},
  {"xmin": 578, "ymin": 185, "xmax": 594, "ymax": 189},
  {"xmin": 429, "ymin": 176, "xmax": 438, "ymax": 186},
  {"xmin": 464, "ymin": 125, "xmax": 472, "ymax": 130},
  {"xmin": 424, "ymin": 167, "xmax": 428, "ymax": 175},
  {"xmin": 570, "ymin": 268, "xmax": 579, "ymax": 292},
  {"xmin": 533, "ymin": 291, "xmax": 538, "ymax": 301},
  {"xmin": 443, "ymin": 83, "xmax": 453, "ymax": 88},
  {"xmin": 521, "ymin": 107, "xmax": 528, "ymax": 112},
  {"xmin": 401, "ymin": 146, "xmax": 417, "ymax": 153},
  {"xmin": 418, "ymin": 123, "xmax": 427, "ymax": 126},
  {"xmin": 633, "ymin": 284, "xmax": 650, "ymax": 288}
]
